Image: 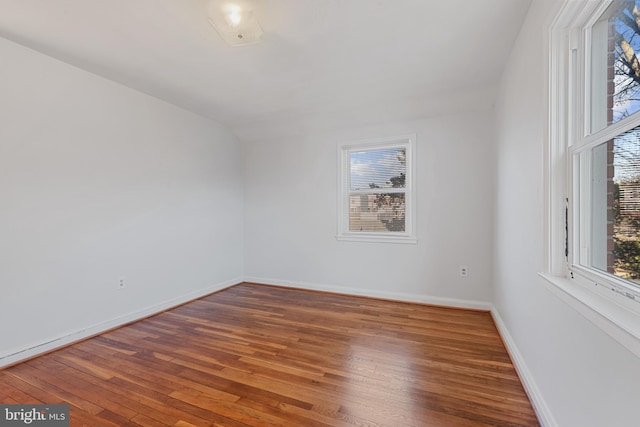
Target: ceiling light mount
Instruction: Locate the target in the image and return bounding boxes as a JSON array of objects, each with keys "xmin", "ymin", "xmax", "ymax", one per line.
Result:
[{"xmin": 207, "ymin": 0, "xmax": 263, "ymax": 47}]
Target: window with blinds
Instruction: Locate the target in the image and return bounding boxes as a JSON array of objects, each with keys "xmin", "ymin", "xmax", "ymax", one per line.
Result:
[
  {"xmin": 580, "ymin": 126, "xmax": 640, "ymax": 285},
  {"xmin": 546, "ymin": 0, "xmax": 640, "ymax": 361},
  {"xmin": 571, "ymin": 1, "xmax": 640, "ymax": 289},
  {"xmin": 337, "ymin": 135, "xmax": 416, "ymax": 243}
]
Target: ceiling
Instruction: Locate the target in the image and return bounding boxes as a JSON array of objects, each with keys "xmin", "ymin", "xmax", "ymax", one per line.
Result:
[{"xmin": 0, "ymin": 0, "xmax": 532, "ymax": 142}]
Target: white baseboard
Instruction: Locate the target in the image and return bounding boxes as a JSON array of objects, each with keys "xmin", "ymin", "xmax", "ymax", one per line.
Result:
[
  {"xmin": 490, "ymin": 306, "xmax": 557, "ymax": 427},
  {"xmin": 0, "ymin": 277, "xmax": 241, "ymax": 369},
  {"xmin": 243, "ymin": 276, "xmax": 492, "ymax": 310}
]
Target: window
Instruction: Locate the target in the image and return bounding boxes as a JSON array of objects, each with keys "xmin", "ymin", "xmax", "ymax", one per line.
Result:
[
  {"xmin": 547, "ymin": 0, "xmax": 640, "ymax": 357},
  {"xmin": 337, "ymin": 135, "xmax": 416, "ymax": 243}
]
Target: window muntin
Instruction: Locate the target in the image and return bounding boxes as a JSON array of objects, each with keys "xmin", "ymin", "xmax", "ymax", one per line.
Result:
[{"xmin": 337, "ymin": 135, "xmax": 416, "ymax": 243}]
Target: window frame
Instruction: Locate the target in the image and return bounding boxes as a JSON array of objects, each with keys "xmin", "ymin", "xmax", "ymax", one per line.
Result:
[
  {"xmin": 545, "ymin": 0, "xmax": 640, "ymax": 358},
  {"xmin": 337, "ymin": 134, "xmax": 417, "ymax": 244}
]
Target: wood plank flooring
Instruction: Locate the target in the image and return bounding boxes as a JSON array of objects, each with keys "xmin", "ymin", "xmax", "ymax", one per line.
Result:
[{"xmin": 0, "ymin": 283, "xmax": 540, "ymax": 426}]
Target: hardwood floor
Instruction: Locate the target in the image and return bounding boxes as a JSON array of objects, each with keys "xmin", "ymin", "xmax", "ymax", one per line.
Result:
[{"xmin": 0, "ymin": 283, "xmax": 540, "ymax": 426}]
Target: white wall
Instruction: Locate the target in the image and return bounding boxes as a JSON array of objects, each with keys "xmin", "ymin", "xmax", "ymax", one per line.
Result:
[
  {"xmin": 243, "ymin": 112, "xmax": 496, "ymax": 306},
  {"xmin": 0, "ymin": 37, "xmax": 244, "ymax": 364},
  {"xmin": 7, "ymin": 3, "xmax": 639, "ymax": 424},
  {"xmin": 494, "ymin": 1, "xmax": 640, "ymax": 426}
]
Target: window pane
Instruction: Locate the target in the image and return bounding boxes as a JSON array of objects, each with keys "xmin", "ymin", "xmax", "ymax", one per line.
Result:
[
  {"xmin": 590, "ymin": 1, "xmax": 640, "ymax": 133},
  {"xmin": 350, "ymin": 148, "xmax": 406, "ymax": 190},
  {"xmin": 349, "ymin": 193, "xmax": 405, "ymax": 232},
  {"xmin": 590, "ymin": 126, "xmax": 640, "ymax": 285}
]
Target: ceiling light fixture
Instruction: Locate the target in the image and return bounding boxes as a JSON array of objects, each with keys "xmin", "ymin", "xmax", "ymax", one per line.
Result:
[{"xmin": 207, "ymin": 0, "xmax": 263, "ymax": 46}]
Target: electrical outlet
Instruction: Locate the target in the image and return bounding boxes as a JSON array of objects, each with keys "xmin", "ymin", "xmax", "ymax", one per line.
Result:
[
  {"xmin": 459, "ymin": 266, "xmax": 468, "ymax": 277},
  {"xmin": 118, "ymin": 277, "xmax": 126, "ymax": 289}
]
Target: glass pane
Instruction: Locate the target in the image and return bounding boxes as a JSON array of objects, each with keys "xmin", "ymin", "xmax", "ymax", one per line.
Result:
[
  {"xmin": 349, "ymin": 193, "xmax": 405, "ymax": 232},
  {"xmin": 350, "ymin": 148, "xmax": 406, "ymax": 190},
  {"xmin": 590, "ymin": 126, "xmax": 640, "ymax": 285},
  {"xmin": 590, "ymin": 1, "xmax": 640, "ymax": 133}
]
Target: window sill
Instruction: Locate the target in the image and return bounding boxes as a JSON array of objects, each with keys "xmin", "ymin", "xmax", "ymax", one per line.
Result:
[
  {"xmin": 539, "ymin": 272, "xmax": 640, "ymax": 358},
  {"xmin": 336, "ymin": 234, "xmax": 417, "ymax": 244}
]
